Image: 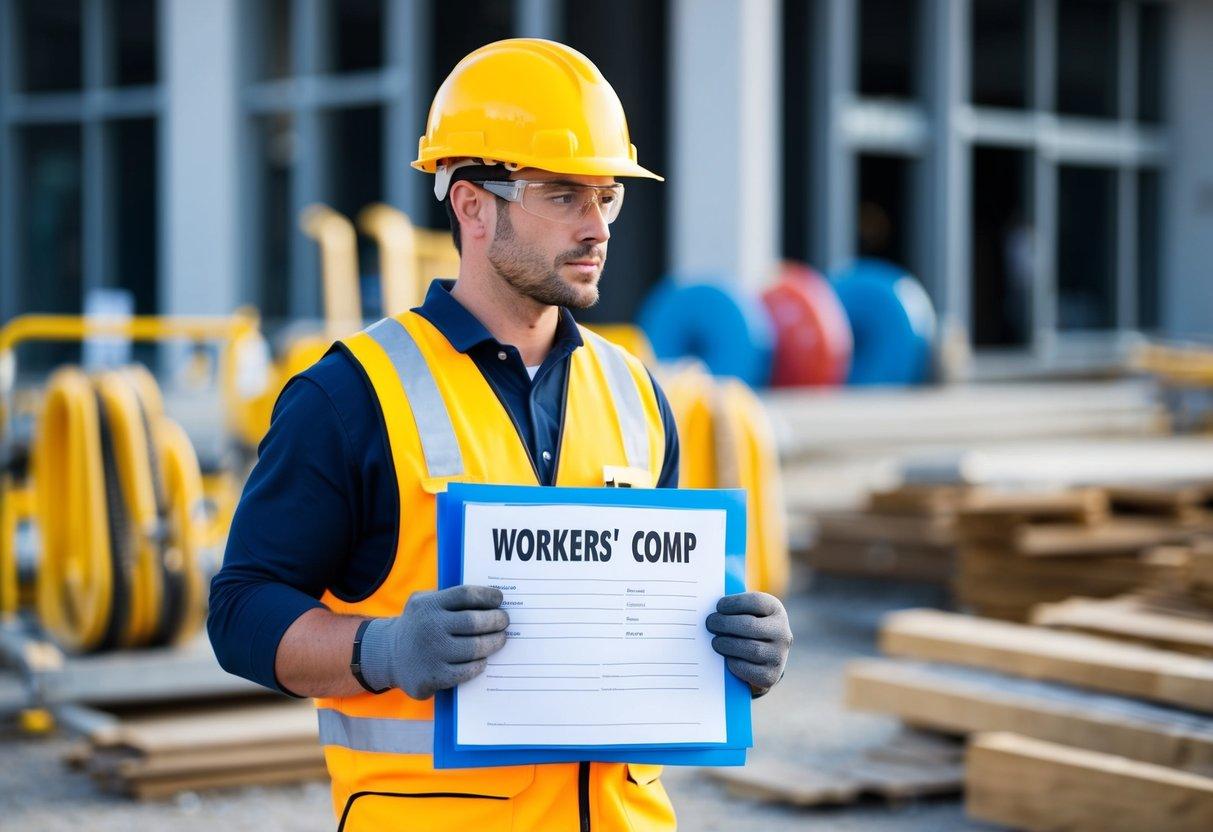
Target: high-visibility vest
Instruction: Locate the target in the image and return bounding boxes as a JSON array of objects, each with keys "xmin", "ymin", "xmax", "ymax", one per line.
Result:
[{"xmin": 314, "ymin": 310, "xmax": 677, "ymax": 831}]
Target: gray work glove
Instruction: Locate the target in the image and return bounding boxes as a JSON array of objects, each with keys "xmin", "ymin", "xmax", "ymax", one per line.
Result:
[
  {"xmin": 359, "ymin": 585, "xmax": 509, "ymax": 700},
  {"xmin": 706, "ymin": 591, "xmax": 792, "ymax": 698}
]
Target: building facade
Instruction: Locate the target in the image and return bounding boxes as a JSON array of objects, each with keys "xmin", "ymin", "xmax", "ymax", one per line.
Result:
[{"xmin": 1, "ymin": 0, "xmax": 1209, "ymax": 378}]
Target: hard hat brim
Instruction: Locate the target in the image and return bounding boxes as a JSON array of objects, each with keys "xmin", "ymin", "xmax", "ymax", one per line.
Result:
[{"xmin": 414, "ymin": 154, "xmax": 663, "ymax": 182}]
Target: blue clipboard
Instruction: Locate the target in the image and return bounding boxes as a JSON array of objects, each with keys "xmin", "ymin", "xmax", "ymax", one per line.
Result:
[{"xmin": 433, "ymin": 482, "xmax": 752, "ymax": 769}]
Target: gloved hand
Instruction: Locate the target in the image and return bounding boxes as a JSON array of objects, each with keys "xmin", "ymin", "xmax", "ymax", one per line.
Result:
[
  {"xmin": 706, "ymin": 592, "xmax": 792, "ymax": 697},
  {"xmin": 359, "ymin": 585, "xmax": 509, "ymax": 700}
]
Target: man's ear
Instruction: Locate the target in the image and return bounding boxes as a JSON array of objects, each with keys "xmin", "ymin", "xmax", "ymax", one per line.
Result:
[{"xmin": 449, "ymin": 180, "xmax": 492, "ymax": 245}]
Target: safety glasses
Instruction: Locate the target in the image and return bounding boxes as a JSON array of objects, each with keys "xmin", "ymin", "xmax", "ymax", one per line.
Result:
[{"xmin": 475, "ymin": 179, "xmax": 625, "ymax": 225}]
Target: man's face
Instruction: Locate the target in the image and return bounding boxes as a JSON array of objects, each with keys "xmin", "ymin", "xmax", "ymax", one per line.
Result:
[{"xmin": 486, "ymin": 169, "xmax": 614, "ymax": 310}]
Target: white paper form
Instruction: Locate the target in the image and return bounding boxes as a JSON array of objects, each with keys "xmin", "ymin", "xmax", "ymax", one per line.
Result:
[{"xmin": 456, "ymin": 502, "xmax": 728, "ymax": 747}]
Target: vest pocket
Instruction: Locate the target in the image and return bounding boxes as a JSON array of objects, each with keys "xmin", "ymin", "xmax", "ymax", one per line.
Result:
[
  {"xmin": 625, "ymin": 763, "xmax": 663, "ymax": 786},
  {"xmin": 622, "ymin": 764, "xmax": 677, "ymax": 832},
  {"xmin": 338, "ymin": 768, "xmax": 535, "ymax": 832}
]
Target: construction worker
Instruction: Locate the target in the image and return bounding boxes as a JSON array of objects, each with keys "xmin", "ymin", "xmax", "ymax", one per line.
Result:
[{"xmin": 208, "ymin": 39, "xmax": 791, "ymax": 830}]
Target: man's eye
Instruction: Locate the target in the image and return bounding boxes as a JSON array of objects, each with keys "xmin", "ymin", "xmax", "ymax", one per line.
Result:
[
  {"xmin": 599, "ymin": 193, "xmax": 617, "ymax": 205},
  {"xmin": 546, "ymin": 191, "xmax": 576, "ymax": 205}
]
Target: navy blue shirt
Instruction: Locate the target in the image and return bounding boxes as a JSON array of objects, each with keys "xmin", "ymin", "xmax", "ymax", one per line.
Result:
[{"xmin": 208, "ymin": 280, "xmax": 681, "ymax": 694}]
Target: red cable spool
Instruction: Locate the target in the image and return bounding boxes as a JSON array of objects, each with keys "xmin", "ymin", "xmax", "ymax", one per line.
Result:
[{"xmin": 761, "ymin": 262, "xmax": 853, "ymax": 387}]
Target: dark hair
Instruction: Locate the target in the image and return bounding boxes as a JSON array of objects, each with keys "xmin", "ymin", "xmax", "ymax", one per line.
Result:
[{"xmin": 443, "ymin": 164, "xmax": 513, "ymax": 254}]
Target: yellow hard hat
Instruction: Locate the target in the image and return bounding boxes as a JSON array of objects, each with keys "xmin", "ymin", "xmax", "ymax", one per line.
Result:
[{"xmin": 414, "ymin": 39, "xmax": 662, "ymax": 186}]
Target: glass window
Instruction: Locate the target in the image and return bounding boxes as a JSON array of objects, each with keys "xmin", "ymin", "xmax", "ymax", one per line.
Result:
[
  {"xmin": 1057, "ymin": 165, "xmax": 1117, "ymax": 330},
  {"xmin": 1137, "ymin": 2, "xmax": 1167, "ymax": 124},
  {"xmin": 253, "ymin": 114, "xmax": 295, "ymax": 322},
  {"xmin": 781, "ymin": 0, "xmax": 812, "ymax": 263},
  {"xmin": 18, "ymin": 0, "xmax": 82, "ymax": 92},
  {"xmin": 426, "ymin": 0, "xmax": 514, "ymax": 229},
  {"xmin": 971, "ymin": 0, "xmax": 1029, "ymax": 108},
  {"xmin": 563, "ymin": 0, "xmax": 670, "ymax": 324},
  {"xmin": 109, "ymin": 0, "xmax": 157, "ymax": 86},
  {"xmin": 18, "ymin": 126, "xmax": 84, "ymax": 314},
  {"xmin": 324, "ymin": 106, "xmax": 384, "ymax": 316},
  {"xmin": 857, "ymin": 154, "xmax": 914, "ymax": 272},
  {"xmin": 249, "ymin": 0, "xmax": 294, "ymax": 80},
  {"xmin": 325, "ymin": 0, "xmax": 384, "ymax": 74},
  {"xmin": 1136, "ymin": 169, "xmax": 1162, "ymax": 331},
  {"xmin": 858, "ymin": 0, "xmax": 919, "ymax": 99},
  {"xmin": 107, "ymin": 119, "xmax": 158, "ymax": 313},
  {"xmin": 1056, "ymin": 0, "xmax": 1119, "ymax": 118},
  {"xmin": 971, "ymin": 147, "xmax": 1032, "ymax": 347}
]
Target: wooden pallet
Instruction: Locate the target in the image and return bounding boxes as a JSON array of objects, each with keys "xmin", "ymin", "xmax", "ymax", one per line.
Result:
[
  {"xmin": 966, "ymin": 732, "xmax": 1213, "ymax": 832},
  {"xmin": 880, "ymin": 608, "xmax": 1213, "ymax": 713},
  {"xmin": 705, "ymin": 730, "xmax": 963, "ymax": 807}
]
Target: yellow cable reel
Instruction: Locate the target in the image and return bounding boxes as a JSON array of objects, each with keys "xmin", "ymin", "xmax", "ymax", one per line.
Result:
[
  {"xmin": 31, "ymin": 365, "xmax": 207, "ymax": 652},
  {"xmin": 713, "ymin": 379, "xmax": 790, "ymax": 598},
  {"xmin": 660, "ymin": 364, "xmax": 789, "ymax": 597},
  {"xmin": 33, "ymin": 368, "xmax": 124, "ymax": 652}
]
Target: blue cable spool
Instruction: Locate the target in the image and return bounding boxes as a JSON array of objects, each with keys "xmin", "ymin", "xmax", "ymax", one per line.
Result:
[
  {"xmin": 638, "ymin": 279, "xmax": 775, "ymax": 387},
  {"xmin": 829, "ymin": 259, "xmax": 937, "ymax": 385}
]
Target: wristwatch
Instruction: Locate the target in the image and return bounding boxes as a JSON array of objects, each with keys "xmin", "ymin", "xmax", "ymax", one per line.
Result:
[{"xmin": 350, "ymin": 618, "xmax": 390, "ymax": 694}]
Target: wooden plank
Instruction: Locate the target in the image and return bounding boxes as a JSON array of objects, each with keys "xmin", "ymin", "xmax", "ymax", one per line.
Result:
[
  {"xmin": 115, "ymin": 741, "xmax": 324, "ymax": 779},
  {"xmin": 802, "ymin": 539, "xmax": 954, "ymax": 583},
  {"xmin": 879, "ymin": 608, "xmax": 1213, "ymax": 713},
  {"xmin": 960, "ymin": 487, "xmax": 1109, "ymax": 523},
  {"xmin": 1105, "ymin": 482, "xmax": 1213, "ymax": 524},
  {"xmin": 125, "ymin": 761, "xmax": 330, "ymax": 801},
  {"xmin": 92, "ymin": 701, "xmax": 318, "ymax": 754},
  {"xmin": 815, "ymin": 511, "xmax": 956, "ymax": 547},
  {"xmin": 1032, "ymin": 596, "xmax": 1213, "ymax": 657},
  {"xmin": 966, "ymin": 732, "xmax": 1213, "ymax": 832},
  {"xmin": 845, "ymin": 659, "xmax": 1213, "ymax": 774},
  {"xmin": 1014, "ymin": 520, "xmax": 1193, "ymax": 557},
  {"xmin": 867, "ymin": 485, "xmax": 969, "ymax": 517}
]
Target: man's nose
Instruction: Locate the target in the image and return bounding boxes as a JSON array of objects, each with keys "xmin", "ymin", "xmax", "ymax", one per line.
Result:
[{"xmin": 577, "ymin": 200, "xmax": 611, "ymax": 245}]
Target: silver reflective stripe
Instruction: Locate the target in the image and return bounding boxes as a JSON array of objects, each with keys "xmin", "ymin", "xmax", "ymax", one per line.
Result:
[
  {"xmin": 583, "ymin": 329, "xmax": 650, "ymax": 472},
  {"xmin": 365, "ymin": 317, "xmax": 464, "ymax": 478},
  {"xmin": 317, "ymin": 709, "xmax": 434, "ymax": 755}
]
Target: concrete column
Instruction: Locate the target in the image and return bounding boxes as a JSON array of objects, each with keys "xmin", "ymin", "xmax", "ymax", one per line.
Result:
[
  {"xmin": 161, "ymin": 0, "xmax": 240, "ymax": 314},
  {"xmin": 669, "ymin": 0, "xmax": 780, "ymax": 292},
  {"xmin": 1164, "ymin": 0, "xmax": 1213, "ymax": 337},
  {"xmin": 811, "ymin": 0, "xmax": 856, "ymax": 272},
  {"xmin": 924, "ymin": 0, "xmax": 970, "ymax": 337}
]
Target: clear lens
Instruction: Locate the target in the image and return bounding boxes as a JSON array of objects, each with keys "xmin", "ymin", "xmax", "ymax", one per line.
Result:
[{"xmin": 519, "ymin": 182, "xmax": 625, "ymax": 225}]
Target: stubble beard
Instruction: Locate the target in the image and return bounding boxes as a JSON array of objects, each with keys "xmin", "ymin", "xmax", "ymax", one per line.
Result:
[{"xmin": 486, "ymin": 208, "xmax": 602, "ymax": 310}]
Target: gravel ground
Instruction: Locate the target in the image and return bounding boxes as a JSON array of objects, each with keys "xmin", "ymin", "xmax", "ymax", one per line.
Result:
[{"xmin": 1, "ymin": 572, "xmax": 998, "ymax": 831}]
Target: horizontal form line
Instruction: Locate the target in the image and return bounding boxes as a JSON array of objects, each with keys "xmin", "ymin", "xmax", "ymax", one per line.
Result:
[
  {"xmin": 486, "ymin": 722, "xmax": 702, "ymax": 727},
  {"xmin": 488, "ymin": 576, "xmax": 696, "ymax": 584}
]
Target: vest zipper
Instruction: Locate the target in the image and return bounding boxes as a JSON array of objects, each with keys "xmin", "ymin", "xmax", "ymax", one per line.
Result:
[
  {"xmin": 548, "ymin": 363, "xmax": 572, "ymax": 484},
  {"xmin": 579, "ymin": 761, "xmax": 591, "ymax": 832}
]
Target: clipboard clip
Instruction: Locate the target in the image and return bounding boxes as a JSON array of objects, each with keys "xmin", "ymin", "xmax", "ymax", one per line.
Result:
[{"xmin": 603, "ymin": 465, "xmax": 654, "ymax": 489}]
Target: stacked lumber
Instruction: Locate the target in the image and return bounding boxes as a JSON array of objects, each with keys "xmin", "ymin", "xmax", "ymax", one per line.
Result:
[
  {"xmin": 847, "ymin": 608, "xmax": 1213, "ymax": 830},
  {"xmin": 67, "ymin": 699, "xmax": 325, "ymax": 799},
  {"xmin": 954, "ymin": 486, "xmax": 1194, "ymax": 620},
  {"xmin": 798, "ymin": 484, "xmax": 963, "ymax": 582}
]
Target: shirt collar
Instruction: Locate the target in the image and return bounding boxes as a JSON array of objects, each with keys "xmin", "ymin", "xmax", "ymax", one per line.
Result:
[{"xmin": 413, "ymin": 279, "xmax": 585, "ymax": 356}]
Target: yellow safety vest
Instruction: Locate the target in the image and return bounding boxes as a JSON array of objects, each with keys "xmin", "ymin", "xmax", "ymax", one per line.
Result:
[{"xmin": 315, "ymin": 310, "xmax": 677, "ymax": 831}]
